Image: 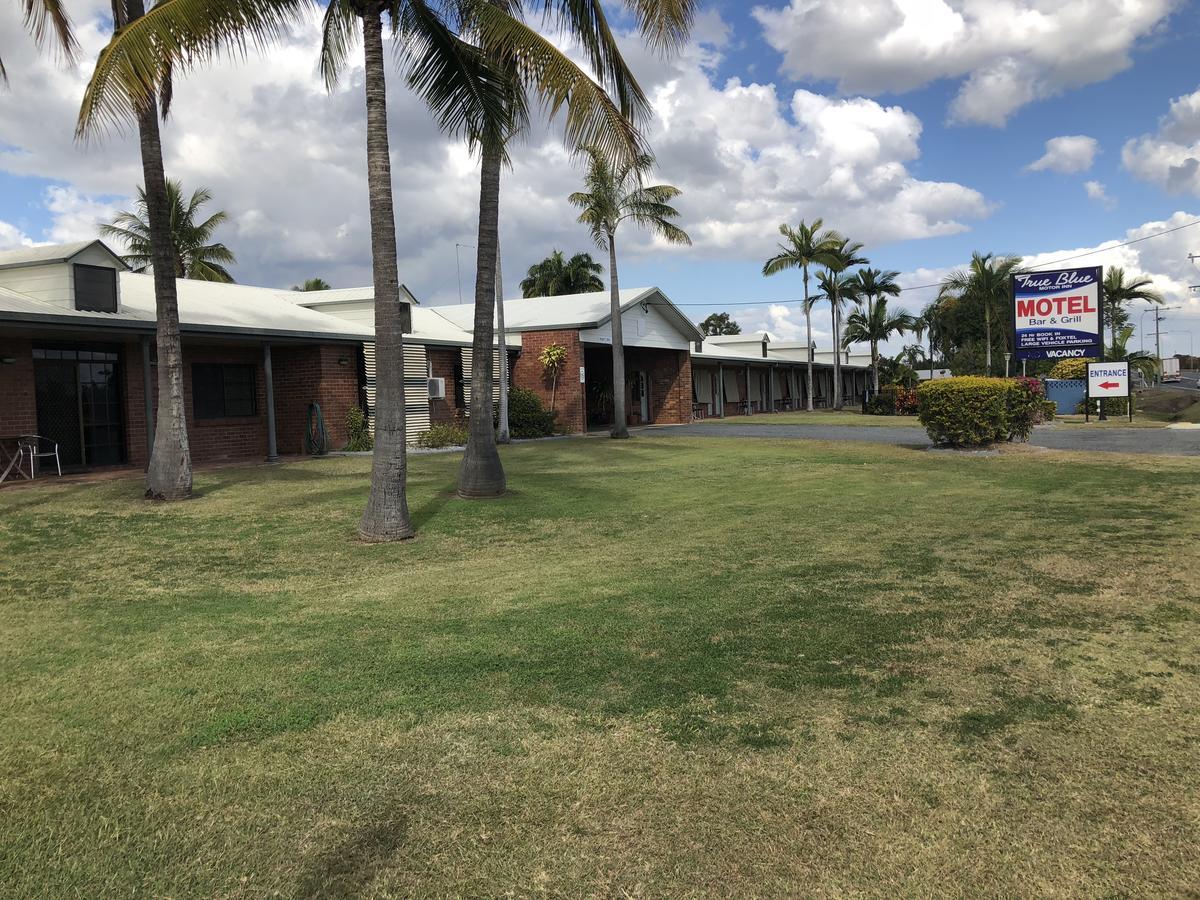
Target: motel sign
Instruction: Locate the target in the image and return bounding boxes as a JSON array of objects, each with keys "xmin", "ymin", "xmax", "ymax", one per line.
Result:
[{"xmin": 1011, "ymin": 266, "xmax": 1104, "ymax": 361}]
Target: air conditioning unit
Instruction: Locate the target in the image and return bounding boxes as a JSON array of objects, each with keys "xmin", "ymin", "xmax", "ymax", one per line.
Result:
[{"xmin": 427, "ymin": 377, "xmax": 446, "ymax": 400}]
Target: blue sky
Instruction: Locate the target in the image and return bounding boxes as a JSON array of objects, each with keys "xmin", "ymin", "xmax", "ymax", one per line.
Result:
[{"xmin": 2, "ymin": 0, "xmax": 1199, "ymax": 354}]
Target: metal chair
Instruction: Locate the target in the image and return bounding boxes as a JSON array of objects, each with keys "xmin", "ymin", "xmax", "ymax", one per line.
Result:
[{"xmin": 19, "ymin": 435, "xmax": 61, "ymax": 478}]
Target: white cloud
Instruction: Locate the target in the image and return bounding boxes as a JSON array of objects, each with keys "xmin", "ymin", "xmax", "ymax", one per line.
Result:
[
  {"xmin": 1026, "ymin": 135, "xmax": 1099, "ymax": 174},
  {"xmin": 753, "ymin": 0, "xmax": 1177, "ymax": 127},
  {"xmin": 1122, "ymin": 86, "xmax": 1200, "ymax": 195},
  {"xmin": 42, "ymin": 186, "xmax": 125, "ymax": 242},
  {"xmin": 0, "ymin": 220, "xmax": 36, "ymax": 250},
  {"xmin": 0, "ymin": 5, "xmax": 991, "ymax": 299},
  {"xmin": 1084, "ymin": 180, "xmax": 1116, "ymax": 210}
]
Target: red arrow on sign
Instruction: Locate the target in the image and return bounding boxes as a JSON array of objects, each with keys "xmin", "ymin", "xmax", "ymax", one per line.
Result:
[{"xmin": 1098, "ymin": 381, "xmax": 1120, "ymax": 389}]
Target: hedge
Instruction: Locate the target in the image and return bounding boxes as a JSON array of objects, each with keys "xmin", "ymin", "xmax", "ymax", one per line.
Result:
[
  {"xmin": 496, "ymin": 387, "xmax": 557, "ymax": 439},
  {"xmin": 917, "ymin": 376, "xmax": 1044, "ymax": 447}
]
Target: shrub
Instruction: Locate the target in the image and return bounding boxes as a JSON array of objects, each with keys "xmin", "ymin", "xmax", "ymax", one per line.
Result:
[
  {"xmin": 1038, "ymin": 399, "xmax": 1058, "ymax": 423},
  {"xmin": 344, "ymin": 405, "xmax": 373, "ymax": 452},
  {"xmin": 917, "ymin": 376, "xmax": 1043, "ymax": 446},
  {"xmin": 415, "ymin": 422, "xmax": 469, "ymax": 449},
  {"xmin": 1047, "ymin": 358, "xmax": 1088, "ymax": 380},
  {"xmin": 1075, "ymin": 396, "xmax": 1130, "ymax": 417},
  {"xmin": 499, "ymin": 387, "xmax": 557, "ymax": 439},
  {"xmin": 864, "ymin": 385, "xmax": 919, "ymax": 416}
]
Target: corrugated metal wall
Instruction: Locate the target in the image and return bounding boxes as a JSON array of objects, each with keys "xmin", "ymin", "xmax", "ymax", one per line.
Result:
[
  {"xmin": 362, "ymin": 341, "xmax": 431, "ymax": 438},
  {"xmin": 459, "ymin": 347, "xmax": 505, "ymax": 404}
]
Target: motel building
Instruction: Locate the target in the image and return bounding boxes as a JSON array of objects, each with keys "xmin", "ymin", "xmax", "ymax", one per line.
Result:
[
  {"xmin": 691, "ymin": 332, "xmax": 871, "ymax": 416},
  {"xmin": 1, "ymin": 240, "xmax": 875, "ymax": 475},
  {"xmin": 0, "ymin": 241, "xmax": 373, "ymax": 471}
]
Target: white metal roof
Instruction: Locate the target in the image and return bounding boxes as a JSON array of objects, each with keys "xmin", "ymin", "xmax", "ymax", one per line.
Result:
[
  {"xmin": 431, "ymin": 286, "xmax": 705, "ymax": 342},
  {"xmin": 0, "ymin": 239, "xmax": 128, "ymax": 270},
  {"xmin": 287, "ymin": 284, "xmax": 420, "ymax": 307},
  {"xmin": 0, "ymin": 273, "xmax": 374, "ymax": 342},
  {"xmin": 705, "ymin": 331, "xmax": 771, "ymax": 345}
]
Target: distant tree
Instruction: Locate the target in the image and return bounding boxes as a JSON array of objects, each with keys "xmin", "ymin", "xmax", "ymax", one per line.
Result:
[
  {"xmin": 699, "ymin": 312, "xmax": 741, "ymax": 336},
  {"xmin": 937, "ymin": 252, "xmax": 1023, "ymax": 375},
  {"xmin": 520, "ymin": 250, "xmax": 604, "ymax": 297},
  {"xmin": 849, "ymin": 268, "xmax": 903, "ymax": 390},
  {"xmin": 292, "ymin": 278, "xmax": 332, "ymax": 292},
  {"xmin": 762, "ymin": 219, "xmax": 845, "ymax": 411},
  {"xmin": 1102, "ymin": 267, "xmax": 1162, "ymax": 352},
  {"xmin": 101, "ymin": 180, "xmax": 236, "ymax": 282},
  {"xmin": 842, "ymin": 296, "xmax": 915, "ymax": 391}
]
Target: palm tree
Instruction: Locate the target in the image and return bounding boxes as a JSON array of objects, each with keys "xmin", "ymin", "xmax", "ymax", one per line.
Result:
[
  {"xmin": 826, "ymin": 239, "xmax": 867, "ymax": 408},
  {"xmin": 1103, "ymin": 267, "xmax": 1162, "ymax": 352},
  {"xmin": 2, "ymin": 0, "xmax": 76, "ymax": 83},
  {"xmin": 1106, "ymin": 323, "xmax": 1157, "ymax": 382},
  {"xmin": 570, "ymin": 147, "xmax": 691, "ymax": 438},
  {"xmin": 101, "ymin": 180, "xmax": 237, "ymax": 282},
  {"xmin": 520, "ymin": 250, "xmax": 605, "ymax": 297},
  {"xmin": 292, "ymin": 277, "xmax": 332, "ymax": 292},
  {"xmin": 842, "ymin": 296, "xmax": 915, "ymax": 389},
  {"xmin": 850, "ymin": 268, "xmax": 901, "ymax": 390},
  {"xmin": 913, "ymin": 302, "xmax": 941, "ymax": 381},
  {"xmin": 938, "ymin": 252, "xmax": 1023, "ymax": 376},
  {"xmin": 408, "ymin": 0, "xmax": 689, "ymax": 494},
  {"xmin": 761, "ymin": 220, "xmax": 844, "ymax": 411},
  {"xmin": 76, "ymin": 0, "xmax": 203, "ymax": 501},
  {"xmin": 815, "ymin": 268, "xmax": 861, "ymax": 407}
]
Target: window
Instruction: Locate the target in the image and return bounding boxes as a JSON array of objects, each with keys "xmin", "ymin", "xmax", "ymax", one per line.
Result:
[
  {"xmin": 192, "ymin": 364, "xmax": 257, "ymax": 419},
  {"xmin": 74, "ymin": 264, "xmax": 118, "ymax": 313}
]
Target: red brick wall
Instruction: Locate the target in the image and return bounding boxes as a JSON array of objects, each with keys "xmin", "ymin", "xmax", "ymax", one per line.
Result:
[
  {"xmin": 626, "ymin": 347, "xmax": 692, "ymax": 426},
  {"xmin": 126, "ymin": 341, "xmax": 359, "ymax": 466},
  {"xmin": 0, "ymin": 336, "xmax": 37, "ymax": 437},
  {"xmin": 427, "ymin": 346, "xmax": 461, "ymax": 424},
  {"xmin": 511, "ymin": 329, "xmax": 585, "ymax": 434}
]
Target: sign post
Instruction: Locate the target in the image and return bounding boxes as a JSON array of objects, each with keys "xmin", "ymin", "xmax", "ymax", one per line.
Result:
[
  {"xmin": 1012, "ymin": 267, "xmax": 1105, "ymax": 363},
  {"xmin": 1086, "ymin": 361, "xmax": 1132, "ymax": 423}
]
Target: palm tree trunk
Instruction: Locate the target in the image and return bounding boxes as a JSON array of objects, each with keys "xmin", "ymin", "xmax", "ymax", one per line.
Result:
[
  {"xmin": 832, "ymin": 298, "xmax": 843, "ymax": 409},
  {"xmin": 124, "ymin": 0, "xmax": 191, "ymax": 501},
  {"xmin": 358, "ymin": 7, "xmax": 414, "ymax": 541},
  {"xmin": 803, "ymin": 265, "xmax": 813, "ymax": 412},
  {"xmin": 458, "ymin": 138, "xmax": 507, "ymax": 496},
  {"xmin": 872, "ymin": 339, "xmax": 880, "ymax": 392},
  {"xmin": 984, "ymin": 309, "xmax": 992, "ymax": 375},
  {"xmin": 495, "ymin": 231, "xmax": 510, "ymax": 444},
  {"xmin": 608, "ymin": 230, "xmax": 629, "ymax": 438}
]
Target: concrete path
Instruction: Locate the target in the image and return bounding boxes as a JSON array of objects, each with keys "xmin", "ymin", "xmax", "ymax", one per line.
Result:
[{"xmin": 646, "ymin": 422, "xmax": 1200, "ymax": 456}]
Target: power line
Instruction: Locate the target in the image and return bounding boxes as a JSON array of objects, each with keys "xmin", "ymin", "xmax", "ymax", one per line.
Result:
[{"xmin": 669, "ymin": 217, "xmax": 1200, "ymax": 308}]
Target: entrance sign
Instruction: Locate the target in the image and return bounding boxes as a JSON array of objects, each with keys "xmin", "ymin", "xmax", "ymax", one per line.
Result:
[
  {"xmin": 1011, "ymin": 267, "xmax": 1104, "ymax": 361},
  {"xmin": 1087, "ymin": 361, "xmax": 1129, "ymax": 398},
  {"xmin": 1085, "ymin": 360, "xmax": 1133, "ymax": 422}
]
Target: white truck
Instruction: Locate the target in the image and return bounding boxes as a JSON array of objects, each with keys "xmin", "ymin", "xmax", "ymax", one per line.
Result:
[{"xmin": 1162, "ymin": 357, "xmax": 1181, "ymax": 383}]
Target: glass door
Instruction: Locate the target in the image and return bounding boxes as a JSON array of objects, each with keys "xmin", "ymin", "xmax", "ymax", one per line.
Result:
[{"xmin": 33, "ymin": 346, "xmax": 125, "ymax": 468}]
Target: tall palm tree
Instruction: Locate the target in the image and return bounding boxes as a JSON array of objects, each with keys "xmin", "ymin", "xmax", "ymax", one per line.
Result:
[
  {"xmin": 2, "ymin": 0, "xmax": 76, "ymax": 83},
  {"xmin": 815, "ymin": 268, "xmax": 860, "ymax": 407},
  {"xmin": 842, "ymin": 296, "xmax": 915, "ymax": 389},
  {"xmin": 520, "ymin": 250, "xmax": 604, "ymax": 297},
  {"xmin": 570, "ymin": 147, "xmax": 691, "ymax": 438},
  {"xmin": 761, "ymin": 220, "xmax": 844, "ymax": 411},
  {"xmin": 826, "ymin": 239, "xmax": 867, "ymax": 408},
  {"xmin": 101, "ymin": 180, "xmax": 237, "ymax": 282},
  {"xmin": 76, "ymin": 0, "xmax": 205, "ymax": 501},
  {"xmin": 427, "ymin": 0, "xmax": 692, "ymax": 495},
  {"xmin": 292, "ymin": 277, "xmax": 332, "ymax": 292},
  {"xmin": 1103, "ymin": 267, "xmax": 1162, "ymax": 352},
  {"xmin": 938, "ymin": 252, "xmax": 1023, "ymax": 376},
  {"xmin": 850, "ymin": 268, "xmax": 901, "ymax": 390}
]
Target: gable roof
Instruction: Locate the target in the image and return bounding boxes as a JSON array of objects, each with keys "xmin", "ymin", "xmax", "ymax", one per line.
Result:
[
  {"xmin": 287, "ymin": 284, "xmax": 421, "ymax": 308},
  {"xmin": 0, "ymin": 240, "xmax": 129, "ymax": 271},
  {"xmin": 430, "ymin": 286, "xmax": 705, "ymax": 343}
]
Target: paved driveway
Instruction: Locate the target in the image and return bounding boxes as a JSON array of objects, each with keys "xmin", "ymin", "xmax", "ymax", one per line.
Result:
[{"xmin": 647, "ymin": 422, "xmax": 1200, "ymax": 456}]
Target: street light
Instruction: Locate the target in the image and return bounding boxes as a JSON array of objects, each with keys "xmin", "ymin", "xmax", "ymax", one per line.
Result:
[{"xmin": 1004, "ymin": 352, "xmax": 1011, "ymax": 377}]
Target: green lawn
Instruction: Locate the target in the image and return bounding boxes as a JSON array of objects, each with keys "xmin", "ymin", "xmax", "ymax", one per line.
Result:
[
  {"xmin": 695, "ymin": 408, "xmax": 916, "ymax": 427},
  {"xmin": 2, "ymin": 437, "xmax": 1199, "ymax": 896}
]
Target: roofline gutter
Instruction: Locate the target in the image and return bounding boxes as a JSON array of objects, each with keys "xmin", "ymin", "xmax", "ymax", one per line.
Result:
[{"xmin": 0, "ymin": 311, "xmax": 371, "ymax": 344}]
